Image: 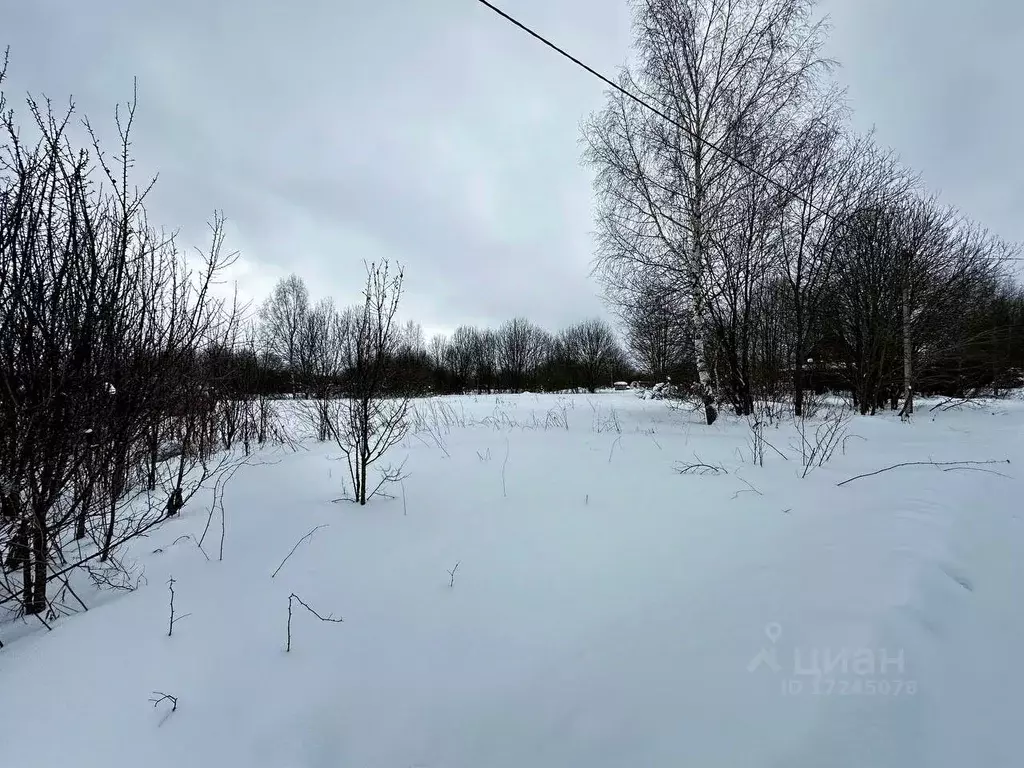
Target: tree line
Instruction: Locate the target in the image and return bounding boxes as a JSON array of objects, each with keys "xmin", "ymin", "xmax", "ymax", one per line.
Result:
[
  {"xmin": 584, "ymin": 0, "xmax": 1023, "ymax": 422},
  {"xmin": 251, "ymin": 273, "xmax": 634, "ymax": 399}
]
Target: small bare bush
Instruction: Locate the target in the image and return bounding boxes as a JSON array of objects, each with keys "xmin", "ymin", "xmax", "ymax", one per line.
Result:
[{"xmin": 796, "ymin": 407, "xmax": 851, "ymax": 477}]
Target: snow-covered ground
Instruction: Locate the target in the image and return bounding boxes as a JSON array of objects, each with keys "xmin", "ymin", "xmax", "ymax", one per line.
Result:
[{"xmin": 2, "ymin": 392, "xmax": 1022, "ymax": 767}]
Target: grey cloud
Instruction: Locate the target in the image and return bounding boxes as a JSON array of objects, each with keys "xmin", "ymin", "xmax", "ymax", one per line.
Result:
[
  {"xmin": 3, "ymin": 0, "xmax": 1022, "ymax": 335},
  {"xmin": 821, "ymin": 0, "xmax": 1024, "ymax": 245}
]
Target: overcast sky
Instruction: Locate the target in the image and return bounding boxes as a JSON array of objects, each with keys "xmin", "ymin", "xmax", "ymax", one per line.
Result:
[{"xmin": 4, "ymin": 0, "xmax": 1022, "ymax": 339}]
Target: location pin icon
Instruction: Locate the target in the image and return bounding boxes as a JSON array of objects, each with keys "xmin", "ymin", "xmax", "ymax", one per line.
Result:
[{"xmin": 765, "ymin": 623, "xmax": 782, "ymax": 644}]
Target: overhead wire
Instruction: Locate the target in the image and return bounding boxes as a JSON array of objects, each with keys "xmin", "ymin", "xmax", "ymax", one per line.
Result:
[
  {"xmin": 471, "ymin": 0, "xmax": 1024, "ymax": 262},
  {"xmin": 473, "ymin": 0, "xmax": 836, "ymax": 221}
]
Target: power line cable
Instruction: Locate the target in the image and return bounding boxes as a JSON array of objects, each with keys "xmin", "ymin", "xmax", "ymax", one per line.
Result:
[
  {"xmin": 473, "ymin": 0, "xmax": 1024, "ymax": 262},
  {"xmin": 473, "ymin": 0, "xmax": 834, "ymax": 221}
]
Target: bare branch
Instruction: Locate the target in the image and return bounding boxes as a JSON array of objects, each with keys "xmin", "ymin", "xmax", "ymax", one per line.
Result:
[
  {"xmin": 271, "ymin": 525, "xmax": 329, "ymax": 579},
  {"xmin": 837, "ymin": 459, "xmax": 1011, "ymax": 487},
  {"xmin": 286, "ymin": 592, "xmax": 343, "ymax": 653}
]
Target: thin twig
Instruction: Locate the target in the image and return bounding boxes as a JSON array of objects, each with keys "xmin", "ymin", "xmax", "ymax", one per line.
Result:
[
  {"xmin": 286, "ymin": 593, "xmax": 343, "ymax": 652},
  {"xmin": 218, "ymin": 482, "xmax": 228, "ymax": 562},
  {"xmin": 150, "ymin": 691, "xmax": 178, "ymax": 711},
  {"xmin": 53, "ymin": 571, "xmax": 89, "ymax": 613},
  {"xmin": 271, "ymin": 525, "xmax": 329, "ymax": 579},
  {"xmin": 762, "ymin": 436, "xmax": 789, "ymax": 461},
  {"xmin": 167, "ymin": 577, "xmax": 176, "ymax": 637},
  {"xmin": 841, "ymin": 434, "xmax": 867, "ymax": 455},
  {"xmin": 608, "ymin": 435, "xmax": 622, "ymax": 463},
  {"xmin": 30, "ymin": 609, "xmax": 53, "ymax": 632},
  {"xmin": 837, "ymin": 459, "xmax": 1010, "ymax": 487},
  {"xmin": 502, "ymin": 438, "xmax": 510, "ymax": 498},
  {"xmin": 731, "ymin": 475, "xmax": 763, "ymax": 499},
  {"xmin": 158, "ymin": 533, "xmax": 208, "ymax": 561},
  {"xmin": 150, "ymin": 691, "xmax": 178, "ymax": 726},
  {"xmin": 941, "ymin": 466, "xmax": 1014, "ymax": 480},
  {"xmin": 675, "ymin": 455, "xmax": 728, "ymax": 476},
  {"xmin": 167, "ymin": 577, "xmax": 189, "ymax": 636}
]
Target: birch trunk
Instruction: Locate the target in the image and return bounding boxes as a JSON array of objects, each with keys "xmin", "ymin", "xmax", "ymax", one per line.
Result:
[
  {"xmin": 690, "ymin": 249, "xmax": 718, "ymax": 425},
  {"xmin": 900, "ymin": 284, "xmax": 913, "ymax": 420},
  {"xmin": 691, "ymin": 300, "xmax": 718, "ymax": 424}
]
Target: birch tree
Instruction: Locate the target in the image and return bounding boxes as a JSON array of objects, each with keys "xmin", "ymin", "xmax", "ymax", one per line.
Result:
[{"xmin": 585, "ymin": 0, "xmax": 832, "ymax": 424}]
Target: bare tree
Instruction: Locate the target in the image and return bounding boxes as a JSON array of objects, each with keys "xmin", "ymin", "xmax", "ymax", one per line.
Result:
[
  {"xmin": 259, "ymin": 274, "xmax": 309, "ymax": 395},
  {"xmin": 298, "ymin": 298, "xmax": 349, "ymax": 441},
  {"xmin": 496, "ymin": 317, "xmax": 547, "ymax": 392},
  {"xmin": 398, "ymin": 319, "xmax": 425, "ymax": 356},
  {"xmin": 620, "ymin": 276, "xmax": 693, "ymax": 381},
  {"xmin": 562, "ymin": 319, "xmax": 625, "ymax": 393},
  {"xmin": 584, "ymin": 0, "xmax": 833, "ymax": 424},
  {"xmin": 0, "ymin": 57, "xmax": 243, "ymax": 618},
  {"xmin": 702, "ymin": 114, "xmax": 793, "ymax": 415},
  {"xmin": 897, "ymin": 210, "xmax": 1010, "ymax": 416},
  {"xmin": 773, "ymin": 120, "xmax": 879, "ymax": 415},
  {"xmin": 445, "ymin": 325, "xmax": 479, "ymax": 392},
  {"xmin": 471, "ymin": 328, "xmax": 499, "ymax": 394},
  {"xmin": 326, "ymin": 262, "xmax": 409, "ymax": 505},
  {"xmin": 427, "ymin": 333, "xmax": 449, "ymax": 370}
]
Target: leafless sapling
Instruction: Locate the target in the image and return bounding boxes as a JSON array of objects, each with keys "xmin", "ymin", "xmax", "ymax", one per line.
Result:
[
  {"xmin": 323, "ymin": 262, "xmax": 411, "ymax": 505},
  {"xmin": 796, "ymin": 407, "xmax": 851, "ymax": 477}
]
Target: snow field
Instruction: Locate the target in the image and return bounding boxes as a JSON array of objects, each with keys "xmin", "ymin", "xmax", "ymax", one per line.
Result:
[{"xmin": 2, "ymin": 392, "xmax": 1022, "ymax": 767}]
